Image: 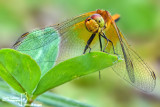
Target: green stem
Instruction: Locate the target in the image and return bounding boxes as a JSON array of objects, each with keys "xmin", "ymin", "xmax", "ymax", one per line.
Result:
[
  {"xmin": 25, "ymin": 94, "xmax": 36, "ymax": 107},
  {"xmin": 25, "ymin": 99, "xmax": 33, "ymax": 107}
]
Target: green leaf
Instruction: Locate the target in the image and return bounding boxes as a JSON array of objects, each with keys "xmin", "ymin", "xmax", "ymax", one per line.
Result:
[
  {"xmin": 16, "ymin": 27, "xmax": 60, "ymax": 76},
  {"xmin": 33, "ymin": 52, "xmax": 121, "ymax": 96},
  {"xmin": 0, "ymin": 49, "xmax": 41, "ymax": 94}
]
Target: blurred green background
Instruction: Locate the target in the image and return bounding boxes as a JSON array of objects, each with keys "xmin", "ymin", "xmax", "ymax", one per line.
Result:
[{"xmin": 0, "ymin": 0, "xmax": 160, "ymax": 107}]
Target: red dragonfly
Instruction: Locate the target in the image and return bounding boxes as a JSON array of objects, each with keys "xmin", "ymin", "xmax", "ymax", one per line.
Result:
[{"xmin": 13, "ymin": 9, "xmax": 156, "ymax": 92}]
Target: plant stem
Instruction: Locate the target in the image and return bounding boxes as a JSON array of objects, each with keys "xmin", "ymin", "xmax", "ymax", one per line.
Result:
[
  {"xmin": 25, "ymin": 93, "xmax": 35, "ymax": 107},
  {"xmin": 25, "ymin": 99, "xmax": 33, "ymax": 107}
]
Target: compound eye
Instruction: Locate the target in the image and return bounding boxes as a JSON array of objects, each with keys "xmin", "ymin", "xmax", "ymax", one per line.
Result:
[
  {"xmin": 91, "ymin": 14, "xmax": 105, "ymax": 28},
  {"xmin": 85, "ymin": 17, "xmax": 99, "ymax": 33},
  {"xmin": 98, "ymin": 18, "xmax": 105, "ymax": 28}
]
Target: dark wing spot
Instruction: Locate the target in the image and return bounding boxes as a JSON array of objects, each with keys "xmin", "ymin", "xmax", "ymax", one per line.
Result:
[
  {"xmin": 151, "ymin": 71, "xmax": 156, "ymax": 80},
  {"xmin": 21, "ymin": 32, "xmax": 29, "ymax": 38},
  {"xmin": 12, "ymin": 32, "xmax": 29, "ymax": 49}
]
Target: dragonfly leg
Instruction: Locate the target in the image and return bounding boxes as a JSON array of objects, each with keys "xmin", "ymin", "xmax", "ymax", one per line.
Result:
[
  {"xmin": 103, "ymin": 39, "xmax": 109, "ymax": 53},
  {"xmin": 100, "ymin": 32, "xmax": 118, "ymax": 55},
  {"xmin": 83, "ymin": 33, "xmax": 96, "ymax": 54},
  {"xmin": 98, "ymin": 33, "xmax": 102, "ymax": 51},
  {"xmin": 107, "ymin": 39, "xmax": 118, "ymax": 55},
  {"xmin": 99, "ymin": 33, "xmax": 109, "ymax": 53}
]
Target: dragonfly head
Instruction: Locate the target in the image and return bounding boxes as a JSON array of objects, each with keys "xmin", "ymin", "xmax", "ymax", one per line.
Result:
[{"xmin": 85, "ymin": 14, "xmax": 106, "ymax": 33}]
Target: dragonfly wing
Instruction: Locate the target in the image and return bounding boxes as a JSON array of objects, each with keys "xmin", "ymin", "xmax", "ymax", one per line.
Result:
[
  {"xmin": 13, "ymin": 27, "xmax": 58, "ymax": 50},
  {"xmin": 12, "ymin": 11, "xmax": 99, "ymax": 75},
  {"xmin": 54, "ymin": 11, "xmax": 120, "ymax": 64},
  {"xmin": 103, "ymin": 11, "xmax": 156, "ymax": 92},
  {"xmin": 53, "ymin": 14, "xmax": 101, "ymax": 64},
  {"xmin": 13, "ymin": 11, "xmax": 96, "ymax": 51},
  {"xmin": 12, "ymin": 10, "xmax": 119, "ymax": 65},
  {"xmin": 13, "ymin": 27, "xmax": 60, "ymax": 76}
]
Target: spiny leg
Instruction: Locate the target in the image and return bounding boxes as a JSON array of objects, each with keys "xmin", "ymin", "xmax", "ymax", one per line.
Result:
[
  {"xmin": 98, "ymin": 33, "xmax": 102, "ymax": 51},
  {"xmin": 83, "ymin": 33, "xmax": 96, "ymax": 54},
  {"xmin": 100, "ymin": 32, "xmax": 118, "ymax": 55}
]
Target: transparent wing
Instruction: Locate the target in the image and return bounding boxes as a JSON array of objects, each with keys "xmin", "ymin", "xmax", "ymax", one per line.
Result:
[
  {"xmin": 12, "ymin": 10, "xmax": 118, "ymax": 65},
  {"xmin": 12, "ymin": 27, "xmax": 58, "ymax": 50},
  {"xmin": 104, "ymin": 11, "xmax": 156, "ymax": 92},
  {"xmin": 13, "ymin": 11, "xmax": 96, "ymax": 51},
  {"xmin": 12, "ymin": 27, "xmax": 60, "ymax": 76},
  {"xmin": 12, "ymin": 11, "xmax": 98, "ymax": 75}
]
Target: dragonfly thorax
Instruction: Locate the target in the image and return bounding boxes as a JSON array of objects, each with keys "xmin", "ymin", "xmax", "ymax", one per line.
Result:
[{"xmin": 85, "ymin": 14, "xmax": 105, "ymax": 33}]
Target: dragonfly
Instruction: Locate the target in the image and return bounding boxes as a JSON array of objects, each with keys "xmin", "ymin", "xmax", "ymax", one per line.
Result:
[{"xmin": 12, "ymin": 9, "xmax": 156, "ymax": 92}]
